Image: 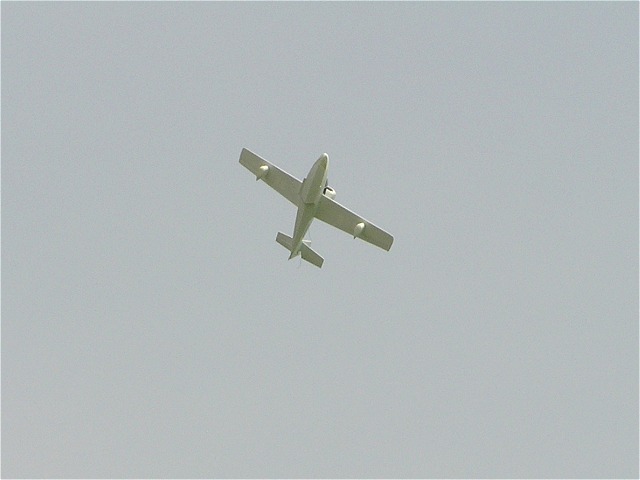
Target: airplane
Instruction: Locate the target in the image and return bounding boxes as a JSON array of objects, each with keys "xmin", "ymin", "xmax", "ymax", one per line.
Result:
[{"xmin": 239, "ymin": 148, "xmax": 393, "ymax": 268}]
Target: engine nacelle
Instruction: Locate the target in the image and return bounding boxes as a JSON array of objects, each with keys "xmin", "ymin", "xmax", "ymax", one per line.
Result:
[{"xmin": 323, "ymin": 186, "xmax": 336, "ymax": 200}]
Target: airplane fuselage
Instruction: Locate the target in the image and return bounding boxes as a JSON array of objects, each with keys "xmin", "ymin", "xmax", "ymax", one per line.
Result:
[{"xmin": 289, "ymin": 153, "xmax": 329, "ymax": 258}]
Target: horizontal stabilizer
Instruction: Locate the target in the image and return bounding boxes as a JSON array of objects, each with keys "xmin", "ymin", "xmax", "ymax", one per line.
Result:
[
  {"xmin": 276, "ymin": 232, "xmax": 294, "ymax": 251},
  {"xmin": 275, "ymin": 232, "xmax": 324, "ymax": 268},
  {"xmin": 300, "ymin": 242, "xmax": 324, "ymax": 268}
]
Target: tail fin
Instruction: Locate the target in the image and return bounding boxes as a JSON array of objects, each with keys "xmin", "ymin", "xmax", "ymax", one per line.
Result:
[{"xmin": 275, "ymin": 232, "xmax": 324, "ymax": 268}]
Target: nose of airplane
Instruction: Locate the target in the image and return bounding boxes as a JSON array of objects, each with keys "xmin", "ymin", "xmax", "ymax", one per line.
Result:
[{"xmin": 320, "ymin": 153, "xmax": 329, "ymax": 166}]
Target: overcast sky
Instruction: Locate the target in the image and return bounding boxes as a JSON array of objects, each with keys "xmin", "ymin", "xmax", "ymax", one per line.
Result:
[{"xmin": 2, "ymin": 2, "xmax": 638, "ymax": 478}]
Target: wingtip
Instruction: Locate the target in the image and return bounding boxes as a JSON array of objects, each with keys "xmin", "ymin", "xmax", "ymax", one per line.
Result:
[{"xmin": 385, "ymin": 236, "xmax": 394, "ymax": 251}]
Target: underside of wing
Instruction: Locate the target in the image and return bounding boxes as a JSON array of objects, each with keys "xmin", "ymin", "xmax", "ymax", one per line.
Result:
[
  {"xmin": 315, "ymin": 195, "xmax": 394, "ymax": 251},
  {"xmin": 239, "ymin": 148, "xmax": 302, "ymax": 206}
]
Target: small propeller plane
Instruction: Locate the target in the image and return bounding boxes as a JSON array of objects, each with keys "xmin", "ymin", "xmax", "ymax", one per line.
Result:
[{"xmin": 239, "ymin": 148, "xmax": 393, "ymax": 268}]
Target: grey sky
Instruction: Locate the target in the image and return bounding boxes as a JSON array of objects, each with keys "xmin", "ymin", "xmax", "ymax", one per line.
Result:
[{"xmin": 2, "ymin": 2, "xmax": 638, "ymax": 478}]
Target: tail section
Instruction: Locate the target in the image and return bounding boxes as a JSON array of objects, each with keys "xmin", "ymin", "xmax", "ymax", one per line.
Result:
[{"xmin": 275, "ymin": 232, "xmax": 324, "ymax": 268}]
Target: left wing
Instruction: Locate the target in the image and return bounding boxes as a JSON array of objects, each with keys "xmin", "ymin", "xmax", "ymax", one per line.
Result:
[
  {"xmin": 315, "ymin": 195, "xmax": 394, "ymax": 251},
  {"xmin": 239, "ymin": 148, "xmax": 302, "ymax": 206}
]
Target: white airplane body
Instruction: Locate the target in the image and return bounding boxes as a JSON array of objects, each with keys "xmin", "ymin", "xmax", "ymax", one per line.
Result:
[{"xmin": 239, "ymin": 148, "xmax": 393, "ymax": 268}]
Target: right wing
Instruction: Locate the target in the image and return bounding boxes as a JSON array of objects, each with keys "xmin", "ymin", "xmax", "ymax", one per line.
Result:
[
  {"xmin": 239, "ymin": 148, "xmax": 302, "ymax": 206},
  {"xmin": 315, "ymin": 195, "xmax": 394, "ymax": 251}
]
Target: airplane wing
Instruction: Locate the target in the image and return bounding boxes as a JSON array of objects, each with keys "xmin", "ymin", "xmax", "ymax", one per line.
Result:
[
  {"xmin": 315, "ymin": 195, "xmax": 394, "ymax": 251},
  {"xmin": 239, "ymin": 148, "xmax": 302, "ymax": 206}
]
